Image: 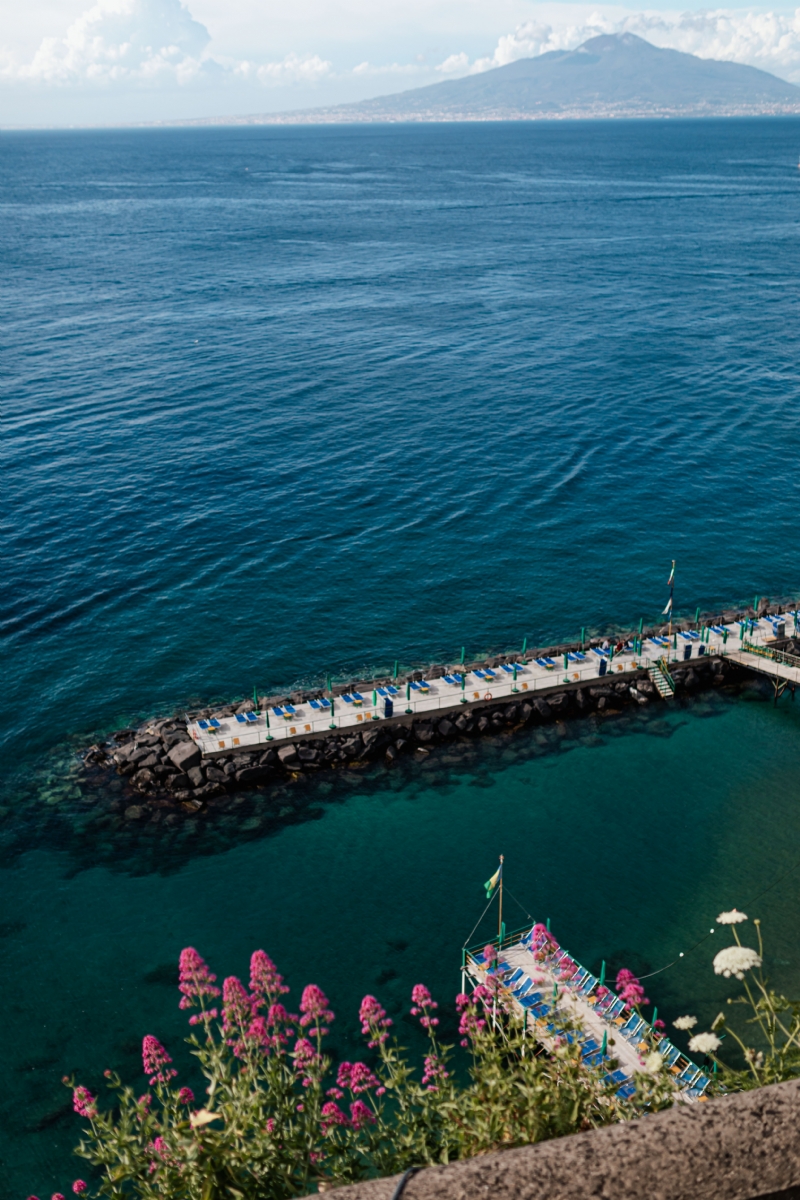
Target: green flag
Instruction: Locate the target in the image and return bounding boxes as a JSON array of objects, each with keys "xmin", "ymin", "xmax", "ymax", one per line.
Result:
[{"xmin": 484, "ymin": 862, "xmax": 502, "ymax": 899}]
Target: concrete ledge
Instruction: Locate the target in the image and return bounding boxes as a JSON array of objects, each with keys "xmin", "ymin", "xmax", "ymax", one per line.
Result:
[{"xmin": 313, "ymin": 1080, "xmax": 800, "ymax": 1200}]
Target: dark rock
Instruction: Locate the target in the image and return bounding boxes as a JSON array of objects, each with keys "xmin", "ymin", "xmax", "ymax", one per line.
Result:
[
  {"xmin": 235, "ymin": 765, "xmax": 271, "ymax": 785},
  {"xmin": 385, "ymin": 745, "xmax": 397, "ymax": 763},
  {"xmin": 131, "ymin": 768, "xmax": 156, "ymax": 792},
  {"xmin": 534, "ymin": 699, "xmax": 553, "ymax": 720},
  {"xmin": 437, "ymin": 719, "xmax": 456, "ymax": 739},
  {"xmin": 167, "ymin": 774, "xmax": 191, "ymax": 793},
  {"xmin": 162, "ymin": 730, "xmax": 191, "ymax": 749},
  {"xmin": 417, "ymin": 726, "xmax": 437, "ymax": 744},
  {"xmin": 124, "ymin": 805, "xmax": 145, "ymax": 820},
  {"xmin": 520, "ymin": 702, "xmax": 533, "ymax": 721},
  {"xmin": 597, "ymin": 697, "xmax": 608, "ymax": 711},
  {"xmin": 278, "ymin": 745, "xmax": 301, "ymax": 768},
  {"xmin": 138, "ymin": 752, "xmax": 160, "ymax": 769},
  {"xmin": 206, "ymin": 766, "xmax": 228, "ymax": 785},
  {"xmin": 477, "ymin": 716, "xmax": 490, "ymax": 733},
  {"xmin": 683, "ymin": 670, "xmax": 699, "ymax": 690},
  {"xmin": 548, "ymin": 693, "xmax": 570, "ymax": 711},
  {"xmin": 223, "ymin": 760, "xmax": 237, "ymax": 776},
  {"xmin": 395, "ymin": 738, "xmax": 409, "ymax": 753},
  {"xmin": 455, "ymin": 715, "xmax": 469, "ymax": 732},
  {"xmin": 298, "ymin": 747, "xmax": 319, "ymax": 763},
  {"xmin": 589, "ymin": 687, "xmax": 613, "ymax": 699},
  {"xmin": 259, "ymin": 749, "xmax": 278, "ymax": 766},
  {"xmin": 168, "ymin": 741, "xmax": 201, "ymax": 773},
  {"xmin": 186, "ymin": 766, "xmax": 205, "ymax": 789}
]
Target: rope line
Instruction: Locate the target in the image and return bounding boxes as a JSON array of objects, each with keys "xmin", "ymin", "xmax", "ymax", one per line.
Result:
[{"xmin": 462, "ymin": 891, "xmax": 496, "ymax": 948}]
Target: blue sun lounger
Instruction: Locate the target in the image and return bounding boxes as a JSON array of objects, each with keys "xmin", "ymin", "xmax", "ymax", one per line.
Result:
[
  {"xmin": 198, "ymin": 719, "xmax": 210, "ymax": 730},
  {"xmin": 535, "ymin": 658, "xmax": 555, "ymax": 669},
  {"xmin": 283, "ymin": 703, "xmax": 297, "ymax": 715},
  {"xmin": 209, "ymin": 718, "xmax": 221, "ymax": 729},
  {"xmin": 686, "ymin": 1074, "xmax": 710, "ymax": 1098},
  {"xmin": 342, "ymin": 694, "xmax": 355, "ymax": 703},
  {"xmin": 484, "ymin": 668, "xmax": 497, "ymax": 679},
  {"xmin": 443, "ymin": 674, "xmax": 459, "ymax": 685},
  {"xmin": 500, "ymin": 663, "xmax": 515, "ymax": 674},
  {"xmin": 506, "ymin": 968, "xmax": 524, "ymax": 987},
  {"xmin": 710, "ymin": 625, "xmax": 726, "ymax": 635},
  {"xmin": 272, "ymin": 706, "xmax": 286, "ymax": 717},
  {"xmin": 235, "ymin": 713, "xmax": 248, "ymax": 724},
  {"xmin": 566, "ymin": 652, "xmax": 583, "ymax": 662},
  {"xmin": 309, "ymin": 698, "xmax": 332, "ymax": 711},
  {"xmin": 605, "ymin": 1068, "xmax": 628, "ymax": 1086},
  {"xmin": 591, "ymin": 648, "xmax": 609, "ymax": 659},
  {"xmin": 649, "ymin": 636, "xmax": 669, "ymax": 647}
]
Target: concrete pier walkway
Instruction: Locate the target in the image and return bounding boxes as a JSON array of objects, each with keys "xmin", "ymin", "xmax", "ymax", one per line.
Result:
[{"xmin": 187, "ymin": 611, "xmax": 799, "ymax": 757}]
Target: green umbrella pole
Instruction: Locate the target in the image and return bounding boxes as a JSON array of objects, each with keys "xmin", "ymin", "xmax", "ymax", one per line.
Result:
[
  {"xmin": 512, "ymin": 664, "xmax": 518, "ymax": 693},
  {"xmin": 599, "ymin": 960, "xmax": 606, "ymax": 986},
  {"xmin": 372, "ymin": 689, "xmax": 378, "ymax": 719},
  {"xmin": 326, "ymin": 673, "xmax": 332, "ymax": 696},
  {"xmin": 266, "ymin": 709, "xmax": 273, "ymax": 741},
  {"xmin": 638, "ymin": 617, "xmax": 643, "ymax": 636},
  {"xmin": 601, "ymin": 1030, "xmax": 607, "ymax": 1055},
  {"xmin": 461, "ymin": 673, "xmax": 467, "ymax": 704},
  {"xmin": 406, "ymin": 682, "xmax": 412, "ymax": 715},
  {"xmin": 254, "ymin": 685, "xmax": 258, "ymax": 712},
  {"xmin": 695, "ymin": 606, "xmax": 700, "ymax": 627},
  {"xmin": 580, "ymin": 627, "xmax": 585, "ymax": 650},
  {"xmin": 460, "ymin": 646, "xmax": 465, "ymax": 665},
  {"xmin": 329, "ymin": 698, "xmax": 336, "ymax": 730},
  {"xmin": 652, "ymin": 1007, "xmax": 658, "ymax": 1031},
  {"xmin": 393, "ymin": 660, "xmax": 398, "ymax": 680},
  {"xmin": 522, "ymin": 636, "xmax": 528, "ymax": 659},
  {"xmin": 754, "ymin": 594, "xmax": 759, "ymax": 613}
]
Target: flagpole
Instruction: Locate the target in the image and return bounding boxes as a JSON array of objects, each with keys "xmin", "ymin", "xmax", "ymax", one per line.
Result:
[
  {"xmin": 497, "ymin": 854, "xmax": 504, "ymax": 942},
  {"xmin": 668, "ymin": 560, "xmax": 675, "ymax": 641}
]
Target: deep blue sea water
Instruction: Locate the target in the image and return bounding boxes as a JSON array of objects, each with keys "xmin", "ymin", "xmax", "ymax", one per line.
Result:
[{"xmin": 4, "ymin": 118, "xmax": 800, "ymax": 1195}]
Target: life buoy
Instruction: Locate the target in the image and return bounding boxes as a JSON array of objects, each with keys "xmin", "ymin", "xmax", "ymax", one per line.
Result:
[{"xmin": 484, "ymin": 691, "xmax": 493, "ymax": 701}]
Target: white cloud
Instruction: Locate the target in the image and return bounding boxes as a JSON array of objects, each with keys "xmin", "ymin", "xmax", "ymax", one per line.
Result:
[
  {"xmin": 12, "ymin": 0, "xmax": 210, "ymax": 84},
  {"xmin": 235, "ymin": 53, "xmax": 332, "ymax": 84},
  {"xmin": 438, "ymin": 8, "xmax": 800, "ymax": 86},
  {"xmin": 1, "ymin": 0, "xmax": 331, "ymax": 88}
]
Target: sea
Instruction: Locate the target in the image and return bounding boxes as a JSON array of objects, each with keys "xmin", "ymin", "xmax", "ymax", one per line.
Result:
[{"xmin": 4, "ymin": 117, "xmax": 800, "ymax": 1196}]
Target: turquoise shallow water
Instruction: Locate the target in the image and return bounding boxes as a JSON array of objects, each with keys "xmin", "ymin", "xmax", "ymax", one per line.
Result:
[{"xmin": 3, "ymin": 119, "xmax": 800, "ymax": 1194}]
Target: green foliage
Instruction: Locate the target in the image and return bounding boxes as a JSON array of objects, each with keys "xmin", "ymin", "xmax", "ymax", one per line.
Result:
[{"xmin": 62, "ymin": 952, "xmax": 675, "ymax": 1199}]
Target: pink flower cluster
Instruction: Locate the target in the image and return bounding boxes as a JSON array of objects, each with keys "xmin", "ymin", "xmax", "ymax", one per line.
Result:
[
  {"xmin": 179, "ymin": 947, "xmax": 221, "ymax": 1024},
  {"xmin": 336, "ymin": 1061, "xmax": 381, "ymax": 1095},
  {"xmin": 222, "ymin": 976, "xmax": 254, "ymax": 1054},
  {"xmin": 293, "ymin": 1037, "xmax": 324, "ymax": 1087},
  {"xmin": 421, "ymin": 1053, "xmax": 449, "ymax": 1090},
  {"xmin": 531, "ymin": 923, "xmax": 557, "ymax": 948},
  {"xmin": 300, "ymin": 984, "xmax": 334, "ymax": 1037},
  {"xmin": 178, "ymin": 1087, "xmax": 194, "ymax": 1105},
  {"xmin": 456, "ymin": 992, "xmax": 487, "ymax": 1046},
  {"xmin": 250, "ymin": 950, "xmax": 290, "ymax": 1004},
  {"xmin": 72, "ymin": 1087, "xmax": 97, "ymax": 1119},
  {"xmin": 615, "ymin": 968, "xmax": 650, "ymax": 1009},
  {"xmin": 320, "ymin": 1099, "xmax": 376, "ymax": 1135},
  {"xmin": 359, "ymin": 995, "xmax": 392, "ymax": 1047},
  {"xmin": 410, "ymin": 984, "xmax": 439, "ymax": 1030},
  {"xmin": 142, "ymin": 1036, "xmax": 178, "ymax": 1086}
]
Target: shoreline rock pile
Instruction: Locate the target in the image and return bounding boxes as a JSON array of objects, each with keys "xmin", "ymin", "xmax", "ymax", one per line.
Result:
[{"xmin": 80, "ymin": 653, "xmax": 749, "ymax": 819}]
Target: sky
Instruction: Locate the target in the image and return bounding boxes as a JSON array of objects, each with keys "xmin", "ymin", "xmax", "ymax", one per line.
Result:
[{"xmin": 3, "ymin": 0, "xmax": 800, "ymax": 126}]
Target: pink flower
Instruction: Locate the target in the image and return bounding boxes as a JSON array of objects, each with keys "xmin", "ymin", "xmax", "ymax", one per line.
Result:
[
  {"xmin": 137, "ymin": 1094, "xmax": 151, "ymax": 1111},
  {"xmin": 299, "ymin": 984, "xmax": 334, "ymax": 1036},
  {"xmin": 265, "ymin": 1118, "xmax": 277, "ymax": 1134},
  {"xmin": 421, "ymin": 1054, "xmax": 448, "ymax": 1090},
  {"xmin": 615, "ymin": 968, "xmax": 649, "ymax": 1009},
  {"xmin": 142, "ymin": 1036, "xmax": 177, "ymax": 1086},
  {"xmin": 482, "ymin": 944, "xmax": 497, "ymax": 964},
  {"xmin": 349, "ymin": 1099, "xmax": 375, "ymax": 1130},
  {"xmin": 72, "ymin": 1184, "xmax": 88, "ymax": 1197},
  {"xmin": 320, "ymin": 1101, "xmax": 348, "ymax": 1135},
  {"xmin": 337, "ymin": 1061, "xmax": 379, "ymax": 1094},
  {"xmin": 250, "ymin": 950, "xmax": 290, "ymax": 1005},
  {"xmin": 52, "ymin": 1194, "xmax": 66, "ymax": 1199},
  {"xmin": 72, "ymin": 1087, "xmax": 97, "ymax": 1119},
  {"xmin": 293, "ymin": 1037, "xmax": 323, "ymax": 1086},
  {"xmin": 654, "ymin": 1018, "xmax": 666, "ymax": 1031},
  {"xmin": 457, "ymin": 994, "xmax": 486, "ymax": 1045},
  {"xmin": 531, "ymin": 923, "xmax": 557, "ymax": 948},
  {"xmin": 222, "ymin": 976, "xmax": 253, "ymax": 1052},
  {"xmin": 410, "ymin": 983, "xmax": 439, "ymax": 1029},
  {"xmin": 178, "ymin": 1087, "xmax": 194, "ymax": 1105},
  {"xmin": 359, "ymin": 995, "xmax": 392, "ymax": 1047},
  {"xmin": 178, "ymin": 947, "xmax": 221, "ymax": 1016}
]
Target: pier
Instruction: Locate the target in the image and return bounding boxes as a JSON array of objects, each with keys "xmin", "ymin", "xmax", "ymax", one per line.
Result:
[
  {"xmin": 465, "ymin": 925, "xmax": 712, "ymax": 1103},
  {"xmin": 186, "ymin": 609, "xmax": 800, "ymax": 757}
]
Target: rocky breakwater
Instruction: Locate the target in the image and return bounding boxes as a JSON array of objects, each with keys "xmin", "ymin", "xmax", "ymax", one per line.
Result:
[{"xmin": 79, "ymin": 653, "xmax": 749, "ymax": 821}]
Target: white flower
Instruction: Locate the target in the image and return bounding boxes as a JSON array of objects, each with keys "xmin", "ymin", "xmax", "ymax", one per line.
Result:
[
  {"xmin": 713, "ymin": 946, "xmax": 762, "ymax": 980},
  {"xmin": 688, "ymin": 1031, "xmax": 722, "ymax": 1055},
  {"xmin": 716, "ymin": 908, "xmax": 748, "ymax": 924},
  {"xmin": 673, "ymin": 1015, "xmax": 697, "ymax": 1031},
  {"xmin": 644, "ymin": 1051, "xmax": 663, "ymax": 1074}
]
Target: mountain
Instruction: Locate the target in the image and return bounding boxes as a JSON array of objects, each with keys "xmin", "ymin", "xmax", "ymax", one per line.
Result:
[{"xmin": 188, "ymin": 33, "xmax": 800, "ymax": 125}]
